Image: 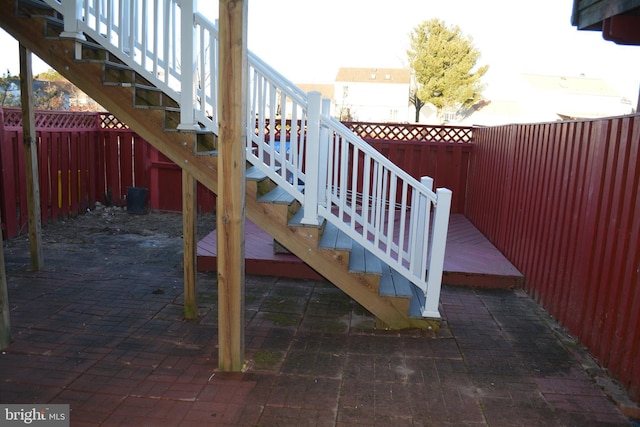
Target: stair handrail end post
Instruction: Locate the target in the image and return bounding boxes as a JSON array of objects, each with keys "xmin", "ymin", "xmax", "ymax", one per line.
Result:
[
  {"xmin": 409, "ymin": 176, "xmax": 433, "ymax": 282},
  {"xmin": 300, "ymin": 90, "xmax": 322, "ymax": 225},
  {"xmin": 317, "ymin": 97, "xmax": 331, "ymax": 209},
  {"xmin": 177, "ymin": 0, "xmax": 199, "ymax": 131},
  {"xmin": 422, "ymin": 187, "xmax": 452, "ymax": 318},
  {"xmin": 59, "ymin": 0, "xmax": 87, "ymax": 41}
]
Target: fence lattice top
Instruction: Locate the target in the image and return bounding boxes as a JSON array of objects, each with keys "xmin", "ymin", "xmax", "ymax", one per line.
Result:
[
  {"xmin": 1, "ymin": 108, "xmax": 473, "ymax": 142},
  {"xmin": 1, "ymin": 108, "xmax": 99, "ymax": 130},
  {"xmin": 259, "ymin": 119, "xmax": 473, "ymax": 143},
  {"xmin": 100, "ymin": 114, "xmax": 129, "ymax": 129},
  {"xmin": 0, "ymin": 108, "xmax": 134, "ymax": 131},
  {"xmin": 343, "ymin": 122, "xmax": 473, "ymax": 143}
]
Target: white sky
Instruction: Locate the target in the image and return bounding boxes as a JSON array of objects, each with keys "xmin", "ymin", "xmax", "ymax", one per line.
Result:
[{"xmin": 1, "ymin": 0, "xmax": 639, "ymax": 104}]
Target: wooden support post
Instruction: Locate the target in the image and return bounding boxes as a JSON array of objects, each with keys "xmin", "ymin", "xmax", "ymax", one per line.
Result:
[
  {"xmin": 182, "ymin": 169, "xmax": 198, "ymax": 319},
  {"xmin": 217, "ymin": 0, "xmax": 247, "ymax": 372},
  {"xmin": 0, "ymin": 210, "xmax": 10, "ymax": 350},
  {"xmin": 19, "ymin": 44, "xmax": 43, "ymax": 271}
]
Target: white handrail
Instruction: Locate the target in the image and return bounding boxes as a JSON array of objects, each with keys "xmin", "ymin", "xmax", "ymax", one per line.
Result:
[{"xmin": 49, "ymin": 0, "xmax": 452, "ymax": 318}]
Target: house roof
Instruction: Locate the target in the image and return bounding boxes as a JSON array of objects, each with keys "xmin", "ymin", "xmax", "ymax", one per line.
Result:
[
  {"xmin": 521, "ymin": 74, "xmax": 620, "ymax": 97},
  {"xmin": 335, "ymin": 68, "xmax": 410, "ymax": 84},
  {"xmin": 295, "ymin": 83, "xmax": 335, "ymax": 100}
]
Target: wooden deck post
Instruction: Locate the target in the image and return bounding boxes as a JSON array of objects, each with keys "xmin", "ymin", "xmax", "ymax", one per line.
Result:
[
  {"xmin": 19, "ymin": 44, "xmax": 43, "ymax": 271},
  {"xmin": 0, "ymin": 210, "xmax": 10, "ymax": 350},
  {"xmin": 217, "ymin": 0, "xmax": 247, "ymax": 371},
  {"xmin": 182, "ymin": 169, "xmax": 198, "ymax": 319}
]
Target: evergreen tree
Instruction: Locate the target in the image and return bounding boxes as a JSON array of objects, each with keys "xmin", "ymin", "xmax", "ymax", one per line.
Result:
[{"xmin": 407, "ymin": 18, "xmax": 488, "ymax": 123}]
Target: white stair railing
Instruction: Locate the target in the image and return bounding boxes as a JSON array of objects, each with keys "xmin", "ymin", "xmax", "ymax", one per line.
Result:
[
  {"xmin": 46, "ymin": 0, "xmax": 218, "ymax": 131},
  {"xmin": 314, "ymin": 98, "xmax": 452, "ymax": 317},
  {"xmin": 49, "ymin": 0, "xmax": 452, "ymax": 318}
]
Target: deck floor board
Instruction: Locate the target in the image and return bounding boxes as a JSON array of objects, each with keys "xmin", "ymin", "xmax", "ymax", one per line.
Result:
[{"xmin": 197, "ymin": 214, "xmax": 524, "ymax": 288}]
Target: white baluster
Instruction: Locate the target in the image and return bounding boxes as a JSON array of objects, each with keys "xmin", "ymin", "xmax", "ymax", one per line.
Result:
[
  {"xmin": 301, "ymin": 91, "xmax": 321, "ymax": 225},
  {"xmin": 177, "ymin": 0, "xmax": 199, "ymax": 130},
  {"xmin": 409, "ymin": 176, "xmax": 433, "ymax": 282},
  {"xmin": 317, "ymin": 97, "xmax": 330, "ymax": 208}
]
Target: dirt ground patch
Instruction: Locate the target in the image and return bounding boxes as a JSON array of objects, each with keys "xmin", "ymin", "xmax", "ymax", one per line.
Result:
[{"xmin": 3, "ymin": 205, "xmax": 216, "ymax": 253}]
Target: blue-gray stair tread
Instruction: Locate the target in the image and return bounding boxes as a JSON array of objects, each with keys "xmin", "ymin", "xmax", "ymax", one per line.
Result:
[
  {"xmin": 287, "ymin": 208, "xmax": 321, "ymax": 228},
  {"xmin": 246, "ymin": 166, "xmax": 268, "ymax": 181},
  {"xmin": 409, "ymin": 283, "xmax": 426, "ymax": 318},
  {"xmin": 257, "ymin": 186, "xmax": 295, "ymax": 204},
  {"xmin": 348, "ymin": 242, "xmax": 382, "ymax": 275},
  {"xmin": 319, "ymin": 222, "xmax": 352, "ymax": 251},
  {"xmin": 379, "ymin": 264, "xmax": 413, "ymax": 298}
]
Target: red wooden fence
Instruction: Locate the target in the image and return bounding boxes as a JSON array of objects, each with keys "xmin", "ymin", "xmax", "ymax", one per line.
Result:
[
  {"xmin": 258, "ymin": 119, "xmax": 472, "ymax": 213},
  {"xmin": 2, "ymin": 107, "xmax": 639, "ymax": 401},
  {"xmin": 0, "ymin": 108, "xmax": 101, "ymax": 238},
  {"xmin": 0, "ymin": 109, "xmax": 216, "ymax": 239},
  {"xmin": 345, "ymin": 122, "xmax": 472, "ymax": 213},
  {"xmin": 1, "ymin": 111, "xmax": 472, "ymax": 239},
  {"xmin": 465, "ymin": 116, "xmax": 640, "ymax": 402},
  {"xmin": 369, "ymin": 141, "xmax": 471, "ymax": 213}
]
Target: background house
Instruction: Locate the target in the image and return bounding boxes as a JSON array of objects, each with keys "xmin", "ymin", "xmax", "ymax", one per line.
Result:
[
  {"xmin": 458, "ymin": 73, "xmax": 633, "ymax": 126},
  {"xmin": 300, "ymin": 69, "xmax": 632, "ymax": 126},
  {"xmin": 332, "ymin": 67, "xmax": 411, "ymax": 122}
]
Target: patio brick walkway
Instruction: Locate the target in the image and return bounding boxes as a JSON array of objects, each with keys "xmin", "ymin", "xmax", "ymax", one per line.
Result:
[{"xmin": 0, "ymin": 216, "xmax": 635, "ymax": 426}]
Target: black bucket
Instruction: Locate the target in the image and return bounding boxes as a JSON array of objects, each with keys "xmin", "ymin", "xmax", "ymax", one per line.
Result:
[{"xmin": 126, "ymin": 186, "xmax": 148, "ymax": 214}]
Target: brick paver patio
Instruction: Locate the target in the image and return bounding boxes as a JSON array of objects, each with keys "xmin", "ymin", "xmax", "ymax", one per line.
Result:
[{"xmin": 0, "ymin": 212, "xmax": 635, "ymax": 426}]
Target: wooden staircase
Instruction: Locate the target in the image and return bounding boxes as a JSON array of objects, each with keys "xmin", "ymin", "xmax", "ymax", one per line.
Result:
[{"xmin": 0, "ymin": 0, "xmax": 438, "ymax": 329}]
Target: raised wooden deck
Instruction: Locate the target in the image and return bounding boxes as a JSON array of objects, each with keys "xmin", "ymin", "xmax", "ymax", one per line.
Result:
[{"xmin": 197, "ymin": 214, "xmax": 524, "ymax": 289}]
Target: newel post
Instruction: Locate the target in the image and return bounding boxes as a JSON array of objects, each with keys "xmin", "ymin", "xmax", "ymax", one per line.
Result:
[
  {"xmin": 423, "ymin": 187, "xmax": 452, "ymax": 318},
  {"xmin": 301, "ymin": 91, "xmax": 322, "ymax": 225},
  {"xmin": 177, "ymin": 0, "xmax": 199, "ymax": 130},
  {"xmin": 60, "ymin": 0, "xmax": 86, "ymax": 40}
]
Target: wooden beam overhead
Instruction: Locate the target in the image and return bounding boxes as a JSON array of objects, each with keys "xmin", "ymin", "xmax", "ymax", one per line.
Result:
[
  {"xmin": 602, "ymin": 14, "xmax": 640, "ymax": 44},
  {"xmin": 572, "ymin": 0, "xmax": 640, "ymax": 29}
]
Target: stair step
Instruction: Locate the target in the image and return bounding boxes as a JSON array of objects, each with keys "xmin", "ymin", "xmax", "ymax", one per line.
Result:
[
  {"xmin": 76, "ymin": 39, "xmax": 110, "ymax": 62},
  {"xmin": 134, "ymin": 84, "xmax": 165, "ymax": 108},
  {"xmin": 195, "ymin": 131, "xmax": 217, "ymax": 154},
  {"xmin": 379, "ymin": 264, "xmax": 412, "ymax": 298},
  {"xmin": 104, "ymin": 61, "xmax": 135, "ymax": 86},
  {"xmin": 246, "ymin": 166, "xmax": 268, "ymax": 181},
  {"xmin": 17, "ymin": 0, "xmax": 58, "ymax": 19},
  {"xmin": 349, "ymin": 242, "xmax": 382, "ymax": 276},
  {"xmin": 288, "ymin": 207, "xmax": 304, "ymax": 225},
  {"xmin": 318, "ymin": 221, "xmax": 352, "ymax": 251},
  {"xmin": 285, "ymin": 207, "xmax": 321, "ymax": 228},
  {"xmin": 257, "ymin": 185, "xmax": 296, "ymax": 204}
]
